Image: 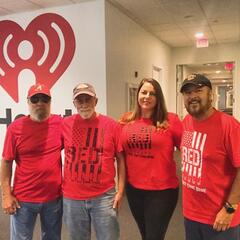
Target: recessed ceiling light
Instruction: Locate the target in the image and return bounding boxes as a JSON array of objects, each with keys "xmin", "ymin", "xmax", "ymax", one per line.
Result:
[
  {"xmin": 195, "ymin": 32, "xmax": 204, "ymax": 38},
  {"xmin": 216, "ymin": 70, "xmax": 221, "ymax": 74}
]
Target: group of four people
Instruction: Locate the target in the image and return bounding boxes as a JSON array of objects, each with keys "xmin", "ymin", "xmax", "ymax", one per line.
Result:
[{"xmin": 1, "ymin": 73, "xmax": 240, "ymax": 240}]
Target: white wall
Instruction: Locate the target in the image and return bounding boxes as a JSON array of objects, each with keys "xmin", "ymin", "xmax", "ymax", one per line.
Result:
[
  {"xmin": 105, "ymin": 1, "xmax": 172, "ymax": 120},
  {"xmin": 170, "ymin": 42, "xmax": 240, "ymax": 119},
  {"xmin": 0, "ymin": 0, "xmax": 106, "ymax": 155}
]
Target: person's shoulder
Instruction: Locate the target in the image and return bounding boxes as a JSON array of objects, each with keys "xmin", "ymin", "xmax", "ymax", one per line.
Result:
[
  {"xmin": 181, "ymin": 113, "xmax": 192, "ymax": 123},
  {"xmin": 9, "ymin": 115, "xmax": 28, "ymax": 126},
  {"xmin": 167, "ymin": 112, "xmax": 182, "ymax": 122},
  {"xmin": 50, "ymin": 114, "xmax": 63, "ymax": 121},
  {"xmin": 118, "ymin": 111, "xmax": 132, "ymax": 125},
  {"xmin": 99, "ymin": 114, "xmax": 116, "ymax": 123},
  {"xmin": 6, "ymin": 115, "xmax": 28, "ymax": 133},
  {"xmin": 218, "ymin": 110, "xmax": 240, "ymax": 126},
  {"xmin": 167, "ymin": 112, "xmax": 180, "ymax": 119},
  {"xmin": 63, "ymin": 114, "xmax": 77, "ymax": 122},
  {"xmin": 98, "ymin": 114, "xmax": 119, "ymax": 129}
]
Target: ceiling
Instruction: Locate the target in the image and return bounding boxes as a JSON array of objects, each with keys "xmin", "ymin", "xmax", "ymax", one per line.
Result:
[
  {"xmin": 0, "ymin": 0, "xmax": 239, "ymax": 48},
  {"xmin": 186, "ymin": 62, "xmax": 233, "ymax": 83},
  {"xmin": 109, "ymin": 0, "xmax": 240, "ymax": 48},
  {"xmin": 0, "ymin": 0, "xmax": 237, "ymax": 78}
]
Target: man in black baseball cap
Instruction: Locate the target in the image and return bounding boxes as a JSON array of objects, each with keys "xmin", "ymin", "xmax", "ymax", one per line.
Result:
[
  {"xmin": 180, "ymin": 73, "xmax": 213, "ymax": 120},
  {"xmin": 180, "ymin": 73, "xmax": 212, "ymax": 93},
  {"xmin": 180, "ymin": 72, "xmax": 240, "ymax": 240}
]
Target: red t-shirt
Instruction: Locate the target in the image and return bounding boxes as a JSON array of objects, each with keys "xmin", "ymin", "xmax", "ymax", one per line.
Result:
[
  {"xmin": 2, "ymin": 114, "xmax": 63, "ymax": 202},
  {"xmin": 120, "ymin": 112, "xmax": 182, "ymax": 190},
  {"xmin": 181, "ymin": 110, "xmax": 240, "ymax": 226},
  {"xmin": 62, "ymin": 114, "xmax": 121, "ymax": 200}
]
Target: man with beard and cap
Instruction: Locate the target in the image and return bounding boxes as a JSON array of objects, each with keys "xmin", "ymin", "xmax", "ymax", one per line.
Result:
[
  {"xmin": 62, "ymin": 83, "xmax": 125, "ymax": 240},
  {"xmin": 1, "ymin": 83, "xmax": 63, "ymax": 240},
  {"xmin": 180, "ymin": 73, "xmax": 240, "ymax": 240}
]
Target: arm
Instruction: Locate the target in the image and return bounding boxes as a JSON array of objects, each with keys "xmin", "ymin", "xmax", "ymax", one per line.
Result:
[
  {"xmin": 113, "ymin": 152, "xmax": 126, "ymax": 210},
  {"xmin": 1, "ymin": 158, "xmax": 20, "ymax": 214},
  {"xmin": 213, "ymin": 168, "xmax": 240, "ymax": 231},
  {"xmin": 171, "ymin": 113, "xmax": 183, "ymax": 150}
]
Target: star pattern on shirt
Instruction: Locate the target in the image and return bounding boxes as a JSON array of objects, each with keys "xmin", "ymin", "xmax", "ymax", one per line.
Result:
[
  {"xmin": 182, "ymin": 131, "xmax": 193, "ymax": 148},
  {"xmin": 72, "ymin": 127, "xmax": 86, "ymax": 146}
]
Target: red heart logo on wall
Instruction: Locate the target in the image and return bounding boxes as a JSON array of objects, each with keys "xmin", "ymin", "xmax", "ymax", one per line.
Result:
[{"xmin": 0, "ymin": 13, "xmax": 76, "ymax": 102}]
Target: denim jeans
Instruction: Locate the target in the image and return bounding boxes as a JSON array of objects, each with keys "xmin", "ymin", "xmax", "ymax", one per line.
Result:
[
  {"xmin": 184, "ymin": 218, "xmax": 240, "ymax": 240},
  {"xmin": 63, "ymin": 188, "xmax": 119, "ymax": 240},
  {"xmin": 11, "ymin": 197, "xmax": 62, "ymax": 240}
]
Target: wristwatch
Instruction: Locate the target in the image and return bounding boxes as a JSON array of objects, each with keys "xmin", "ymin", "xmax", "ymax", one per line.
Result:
[{"xmin": 224, "ymin": 201, "xmax": 238, "ymax": 214}]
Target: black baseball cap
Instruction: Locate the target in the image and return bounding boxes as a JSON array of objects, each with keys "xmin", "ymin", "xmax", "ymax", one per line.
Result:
[{"xmin": 180, "ymin": 73, "xmax": 212, "ymax": 93}]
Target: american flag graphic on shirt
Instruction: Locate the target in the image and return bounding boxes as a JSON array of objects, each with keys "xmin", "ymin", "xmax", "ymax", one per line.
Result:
[
  {"xmin": 65, "ymin": 127, "xmax": 104, "ymax": 184},
  {"xmin": 181, "ymin": 130, "xmax": 207, "ymax": 185}
]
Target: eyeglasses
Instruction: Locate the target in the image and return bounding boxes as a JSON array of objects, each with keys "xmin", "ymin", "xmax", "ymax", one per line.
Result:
[{"xmin": 29, "ymin": 95, "xmax": 51, "ymax": 104}]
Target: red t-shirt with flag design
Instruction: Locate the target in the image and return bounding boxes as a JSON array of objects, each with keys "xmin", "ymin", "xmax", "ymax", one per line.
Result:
[
  {"xmin": 181, "ymin": 110, "xmax": 240, "ymax": 226},
  {"xmin": 120, "ymin": 112, "xmax": 182, "ymax": 190},
  {"xmin": 62, "ymin": 114, "xmax": 121, "ymax": 200}
]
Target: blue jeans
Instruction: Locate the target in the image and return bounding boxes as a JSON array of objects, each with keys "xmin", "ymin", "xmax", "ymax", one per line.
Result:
[
  {"xmin": 184, "ymin": 218, "xmax": 240, "ymax": 240},
  {"xmin": 11, "ymin": 197, "xmax": 62, "ymax": 240},
  {"xmin": 63, "ymin": 188, "xmax": 119, "ymax": 240}
]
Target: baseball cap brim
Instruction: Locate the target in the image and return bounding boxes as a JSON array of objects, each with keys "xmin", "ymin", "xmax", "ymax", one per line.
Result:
[{"xmin": 180, "ymin": 82, "xmax": 205, "ymax": 92}]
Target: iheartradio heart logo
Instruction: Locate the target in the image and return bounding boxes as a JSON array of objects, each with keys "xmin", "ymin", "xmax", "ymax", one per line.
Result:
[{"xmin": 0, "ymin": 13, "xmax": 76, "ymax": 102}]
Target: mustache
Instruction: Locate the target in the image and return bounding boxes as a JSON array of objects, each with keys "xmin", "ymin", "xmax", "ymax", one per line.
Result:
[{"xmin": 188, "ymin": 99, "xmax": 200, "ymax": 104}]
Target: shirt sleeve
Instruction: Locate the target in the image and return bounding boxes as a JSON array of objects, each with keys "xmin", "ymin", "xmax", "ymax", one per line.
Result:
[
  {"xmin": 113, "ymin": 121, "xmax": 124, "ymax": 154},
  {"xmin": 224, "ymin": 116, "xmax": 240, "ymax": 167},
  {"xmin": 2, "ymin": 124, "xmax": 16, "ymax": 161},
  {"xmin": 170, "ymin": 113, "xmax": 183, "ymax": 149}
]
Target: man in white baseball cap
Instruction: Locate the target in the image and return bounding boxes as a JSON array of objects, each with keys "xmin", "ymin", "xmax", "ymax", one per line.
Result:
[{"xmin": 62, "ymin": 82, "xmax": 125, "ymax": 240}]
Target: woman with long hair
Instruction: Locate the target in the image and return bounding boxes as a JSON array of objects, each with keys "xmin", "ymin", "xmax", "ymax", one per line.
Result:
[{"xmin": 120, "ymin": 78, "xmax": 182, "ymax": 240}]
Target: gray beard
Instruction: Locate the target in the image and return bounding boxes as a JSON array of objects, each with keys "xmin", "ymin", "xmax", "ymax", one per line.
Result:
[{"xmin": 33, "ymin": 109, "xmax": 49, "ymax": 121}]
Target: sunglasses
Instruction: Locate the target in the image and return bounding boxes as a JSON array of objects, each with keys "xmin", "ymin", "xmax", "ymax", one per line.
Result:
[{"xmin": 29, "ymin": 95, "xmax": 51, "ymax": 104}]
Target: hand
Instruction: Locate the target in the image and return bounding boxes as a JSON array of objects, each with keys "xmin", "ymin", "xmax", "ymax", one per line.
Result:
[
  {"xmin": 113, "ymin": 191, "xmax": 123, "ymax": 212},
  {"xmin": 2, "ymin": 193, "xmax": 20, "ymax": 215},
  {"xmin": 213, "ymin": 207, "xmax": 234, "ymax": 231}
]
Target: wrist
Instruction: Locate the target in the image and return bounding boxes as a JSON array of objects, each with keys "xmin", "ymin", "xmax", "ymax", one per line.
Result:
[
  {"xmin": 116, "ymin": 190, "xmax": 124, "ymax": 196},
  {"xmin": 224, "ymin": 201, "xmax": 238, "ymax": 214},
  {"xmin": 2, "ymin": 192, "xmax": 12, "ymax": 198}
]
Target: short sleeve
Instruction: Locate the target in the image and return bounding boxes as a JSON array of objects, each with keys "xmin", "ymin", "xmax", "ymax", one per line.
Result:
[
  {"xmin": 223, "ymin": 116, "xmax": 240, "ymax": 167},
  {"xmin": 2, "ymin": 124, "xmax": 16, "ymax": 161},
  {"xmin": 169, "ymin": 113, "xmax": 183, "ymax": 149}
]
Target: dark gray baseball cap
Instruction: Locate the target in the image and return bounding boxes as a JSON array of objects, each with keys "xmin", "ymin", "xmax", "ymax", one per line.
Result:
[{"xmin": 180, "ymin": 74, "xmax": 212, "ymax": 93}]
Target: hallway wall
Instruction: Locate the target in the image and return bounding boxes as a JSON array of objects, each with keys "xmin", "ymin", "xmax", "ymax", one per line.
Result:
[{"xmin": 105, "ymin": 1, "xmax": 172, "ymax": 120}]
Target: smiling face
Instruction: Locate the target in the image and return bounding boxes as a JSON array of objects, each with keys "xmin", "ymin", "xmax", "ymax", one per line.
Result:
[
  {"xmin": 73, "ymin": 94, "xmax": 98, "ymax": 119},
  {"xmin": 182, "ymin": 85, "xmax": 213, "ymax": 120},
  {"xmin": 138, "ymin": 82, "xmax": 157, "ymax": 117}
]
